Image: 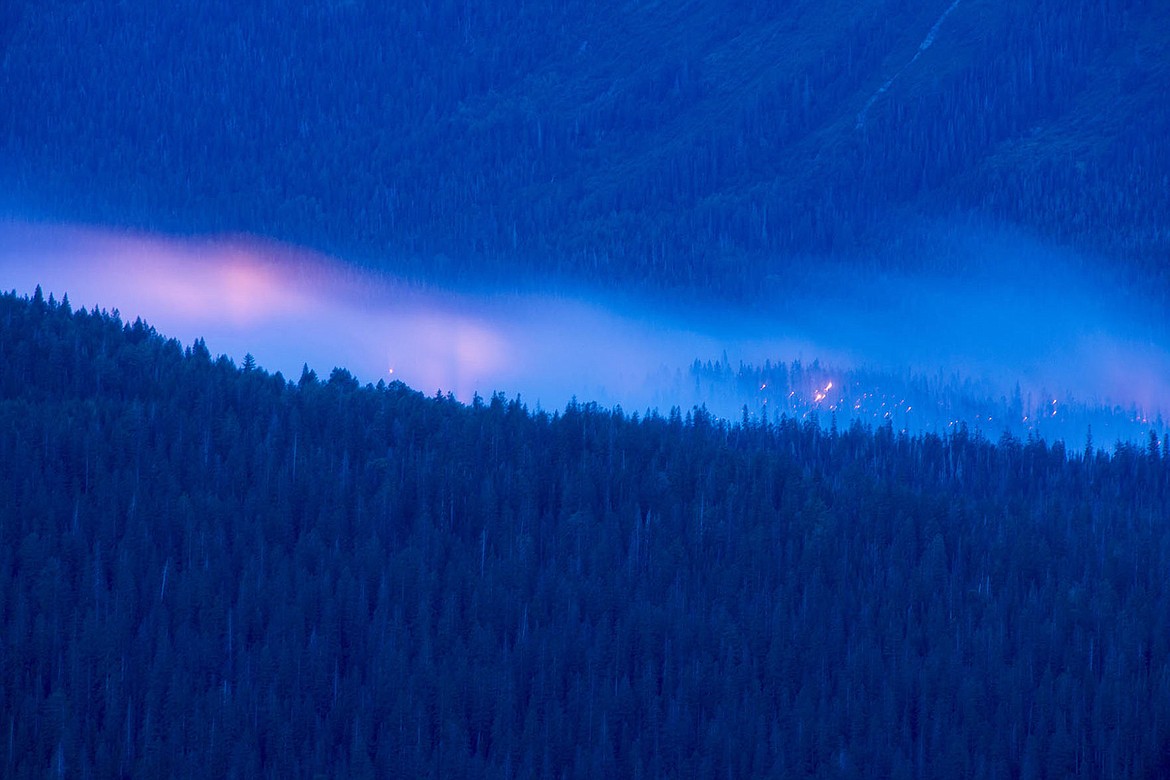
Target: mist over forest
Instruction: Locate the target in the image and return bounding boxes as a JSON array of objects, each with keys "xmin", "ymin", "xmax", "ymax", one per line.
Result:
[
  {"xmin": 3, "ymin": 0, "xmax": 1170, "ymax": 777},
  {"xmin": 4, "ymin": 0, "xmax": 1168, "ymax": 439},
  {"xmin": 3, "ymin": 217, "xmax": 1166, "ymax": 447}
]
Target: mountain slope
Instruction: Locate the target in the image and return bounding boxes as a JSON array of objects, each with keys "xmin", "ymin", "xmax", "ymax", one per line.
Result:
[
  {"xmin": 4, "ymin": 289, "xmax": 1170, "ymax": 776},
  {"xmin": 2, "ymin": 0, "xmax": 1166, "ymax": 297}
]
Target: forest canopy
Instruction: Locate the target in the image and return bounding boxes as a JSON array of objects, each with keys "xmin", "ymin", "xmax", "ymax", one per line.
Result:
[
  {"xmin": 3, "ymin": 0, "xmax": 1167, "ymax": 299},
  {"xmin": 2, "ymin": 288, "xmax": 1169, "ymax": 778}
]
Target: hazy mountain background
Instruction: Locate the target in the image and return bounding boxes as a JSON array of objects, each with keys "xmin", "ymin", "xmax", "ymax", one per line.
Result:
[{"xmin": 3, "ymin": 0, "xmax": 1167, "ymax": 301}]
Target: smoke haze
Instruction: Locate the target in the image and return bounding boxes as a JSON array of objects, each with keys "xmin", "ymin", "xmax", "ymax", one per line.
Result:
[{"xmin": 2, "ymin": 218, "xmax": 1166, "ymax": 443}]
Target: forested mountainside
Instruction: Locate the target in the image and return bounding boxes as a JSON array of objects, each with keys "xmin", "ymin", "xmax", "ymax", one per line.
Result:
[
  {"xmin": 3, "ymin": 288, "xmax": 1170, "ymax": 778},
  {"xmin": 3, "ymin": 0, "xmax": 1168, "ymax": 298}
]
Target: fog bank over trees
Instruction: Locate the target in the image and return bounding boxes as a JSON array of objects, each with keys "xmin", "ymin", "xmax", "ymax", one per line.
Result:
[{"xmin": 2, "ymin": 219, "xmax": 1165, "ymax": 444}]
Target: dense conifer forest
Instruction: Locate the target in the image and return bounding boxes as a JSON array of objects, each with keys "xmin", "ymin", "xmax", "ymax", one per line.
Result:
[
  {"xmin": 3, "ymin": 0, "xmax": 1168, "ymax": 298},
  {"xmin": 3, "ymin": 289, "xmax": 1170, "ymax": 778}
]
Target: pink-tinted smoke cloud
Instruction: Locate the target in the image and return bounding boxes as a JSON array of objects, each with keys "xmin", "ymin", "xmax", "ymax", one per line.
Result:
[
  {"xmin": 1, "ymin": 219, "xmax": 1167, "ymax": 432},
  {"xmin": 0, "ymin": 220, "xmax": 825, "ymax": 410}
]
